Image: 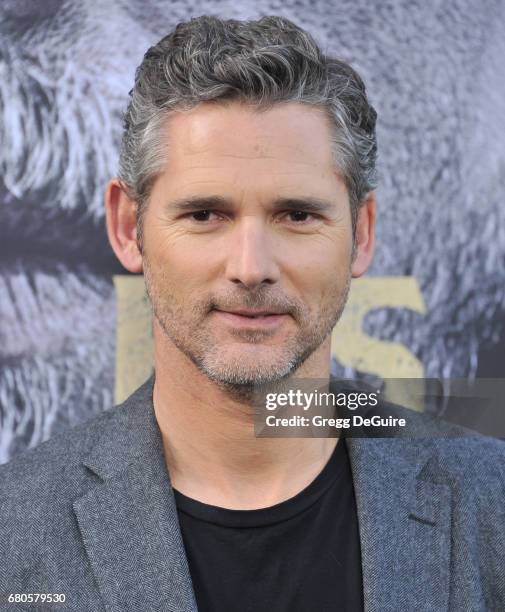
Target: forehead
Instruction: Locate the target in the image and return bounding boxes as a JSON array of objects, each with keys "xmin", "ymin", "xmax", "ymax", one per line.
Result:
[{"xmin": 161, "ymin": 101, "xmax": 337, "ymax": 177}]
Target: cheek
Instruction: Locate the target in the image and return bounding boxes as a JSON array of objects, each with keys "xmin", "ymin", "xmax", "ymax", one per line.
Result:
[
  {"xmin": 149, "ymin": 248, "xmax": 221, "ymax": 316},
  {"xmin": 283, "ymin": 235, "xmax": 352, "ymax": 294},
  {"xmin": 144, "ymin": 222, "xmax": 215, "ymax": 285}
]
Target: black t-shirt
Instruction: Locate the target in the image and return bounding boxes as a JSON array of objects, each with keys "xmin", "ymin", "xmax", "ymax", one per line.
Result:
[{"xmin": 173, "ymin": 438, "xmax": 364, "ymax": 612}]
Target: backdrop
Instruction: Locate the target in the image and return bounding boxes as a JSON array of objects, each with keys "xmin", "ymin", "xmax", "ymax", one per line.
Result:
[{"xmin": 1, "ymin": 0, "xmax": 504, "ymax": 463}]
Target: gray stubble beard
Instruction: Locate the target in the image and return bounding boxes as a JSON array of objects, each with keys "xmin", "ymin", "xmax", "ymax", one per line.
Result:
[{"xmin": 143, "ymin": 256, "xmax": 351, "ymax": 403}]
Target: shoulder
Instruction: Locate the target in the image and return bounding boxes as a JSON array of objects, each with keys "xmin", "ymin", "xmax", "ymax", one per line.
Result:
[
  {"xmin": 0, "ymin": 374, "xmax": 155, "ymax": 532},
  {"xmin": 336, "ymin": 375, "xmax": 505, "ymax": 496},
  {"xmin": 0, "ymin": 405, "xmax": 118, "ymax": 525},
  {"xmin": 430, "ymin": 432, "xmax": 505, "ymax": 471},
  {"xmin": 384, "ymin": 403, "xmax": 505, "ymax": 535},
  {"xmin": 392, "ymin": 400, "xmax": 505, "ymax": 469},
  {"xmin": 0, "ymin": 376, "xmax": 156, "ymax": 593},
  {"xmin": 0, "ymin": 404, "xmax": 131, "ymax": 581},
  {"xmin": 0, "ymin": 374, "xmax": 155, "ymax": 526},
  {"xmin": 381, "ymin": 398, "xmax": 505, "ymax": 481},
  {"xmin": 429, "ymin": 435, "xmax": 505, "ymax": 508}
]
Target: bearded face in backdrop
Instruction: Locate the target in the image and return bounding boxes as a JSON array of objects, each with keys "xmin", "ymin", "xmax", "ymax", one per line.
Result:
[{"xmin": 1, "ymin": 0, "xmax": 504, "ymax": 462}]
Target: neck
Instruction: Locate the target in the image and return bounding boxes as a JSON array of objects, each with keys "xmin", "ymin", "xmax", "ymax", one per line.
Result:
[{"xmin": 152, "ymin": 320, "xmax": 338, "ymax": 510}]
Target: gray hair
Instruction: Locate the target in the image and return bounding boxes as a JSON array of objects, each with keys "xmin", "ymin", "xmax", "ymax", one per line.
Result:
[{"xmin": 118, "ymin": 15, "xmax": 378, "ymax": 250}]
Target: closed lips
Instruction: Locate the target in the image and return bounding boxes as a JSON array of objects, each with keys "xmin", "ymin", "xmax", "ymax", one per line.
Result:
[{"xmin": 216, "ymin": 310, "xmax": 283, "ymax": 318}]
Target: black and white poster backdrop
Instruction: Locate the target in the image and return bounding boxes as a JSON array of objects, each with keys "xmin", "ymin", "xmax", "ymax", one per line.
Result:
[{"xmin": 1, "ymin": 0, "xmax": 504, "ymax": 462}]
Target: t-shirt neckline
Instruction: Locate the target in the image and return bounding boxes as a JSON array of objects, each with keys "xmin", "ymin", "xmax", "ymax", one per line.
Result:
[{"xmin": 173, "ymin": 437, "xmax": 348, "ymax": 528}]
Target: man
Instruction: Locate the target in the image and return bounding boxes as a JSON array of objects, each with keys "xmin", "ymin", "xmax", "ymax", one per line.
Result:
[{"xmin": 1, "ymin": 14, "xmax": 504, "ymax": 612}]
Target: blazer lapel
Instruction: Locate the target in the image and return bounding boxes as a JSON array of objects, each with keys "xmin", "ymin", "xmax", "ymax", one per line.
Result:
[
  {"xmin": 72, "ymin": 376, "xmax": 198, "ymax": 612},
  {"xmin": 345, "ymin": 436, "xmax": 452, "ymax": 612}
]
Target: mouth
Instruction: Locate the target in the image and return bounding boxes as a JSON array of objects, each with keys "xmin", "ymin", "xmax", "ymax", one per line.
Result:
[
  {"xmin": 216, "ymin": 309, "xmax": 285, "ymax": 318},
  {"xmin": 212, "ymin": 308, "xmax": 289, "ymax": 329}
]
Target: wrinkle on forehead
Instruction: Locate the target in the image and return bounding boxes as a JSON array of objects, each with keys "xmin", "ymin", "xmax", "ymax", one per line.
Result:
[{"xmin": 163, "ymin": 101, "xmax": 336, "ymax": 169}]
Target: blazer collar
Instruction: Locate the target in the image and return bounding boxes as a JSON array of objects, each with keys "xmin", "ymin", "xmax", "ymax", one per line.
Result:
[
  {"xmin": 73, "ymin": 375, "xmax": 452, "ymax": 612},
  {"xmin": 73, "ymin": 374, "xmax": 198, "ymax": 612}
]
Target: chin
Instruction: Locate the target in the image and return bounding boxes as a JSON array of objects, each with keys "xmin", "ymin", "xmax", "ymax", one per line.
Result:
[{"xmin": 199, "ymin": 356, "xmax": 296, "ymax": 388}]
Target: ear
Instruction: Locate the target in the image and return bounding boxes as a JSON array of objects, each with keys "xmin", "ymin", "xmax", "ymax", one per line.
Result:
[
  {"xmin": 105, "ymin": 179, "xmax": 143, "ymax": 273},
  {"xmin": 351, "ymin": 191, "xmax": 376, "ymax": 278}
]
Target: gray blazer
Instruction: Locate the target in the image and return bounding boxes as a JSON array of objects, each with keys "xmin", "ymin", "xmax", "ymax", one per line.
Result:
[{"xmin": 1, "ymin": 375, "xmax": 504, "ymax": 612}]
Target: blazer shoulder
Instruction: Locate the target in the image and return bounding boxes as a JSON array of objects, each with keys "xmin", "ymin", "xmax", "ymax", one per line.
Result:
[
  {"xmin": 357, "ymin": 391, "xmax": 505, "ymax": 496},
  {"xmin": 0, "ymin": 405, "xmax": 118, "ymax": 515},
  {"xmin": 432, "ymin": 434, "xmax": 505, "ymax": 487},
  {"xmin": 0, "ymin": 406, "xmax": 121, "ymax": 570},
  {"xmin": 0, "ymin": 375, "xmax": 155, "ymax": 509},
  {"xmin": 385, "ymin": 399, "xmax": 505, "ymax": 482}
]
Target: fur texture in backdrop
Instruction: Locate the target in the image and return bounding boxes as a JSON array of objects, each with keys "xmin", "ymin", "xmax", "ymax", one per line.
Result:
[{"xmin": 1, "ymin": 0, "xmax": 504, "ymax": 462}]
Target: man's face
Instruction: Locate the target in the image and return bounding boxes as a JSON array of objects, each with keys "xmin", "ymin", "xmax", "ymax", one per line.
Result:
[{"xmin": 141, "ymin": 101, "xmax": 354, "ymax": 389}]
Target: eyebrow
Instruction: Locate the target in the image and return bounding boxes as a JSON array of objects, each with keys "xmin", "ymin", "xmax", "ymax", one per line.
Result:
[{"xmin": 166, "ymin": 195, "xmax": 335, "ymax": 215}]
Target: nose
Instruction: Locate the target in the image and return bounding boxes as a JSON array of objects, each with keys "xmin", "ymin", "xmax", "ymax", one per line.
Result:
[{"xmin": 224, "ymin": 217, "xmax": 281, "ymax": 289}]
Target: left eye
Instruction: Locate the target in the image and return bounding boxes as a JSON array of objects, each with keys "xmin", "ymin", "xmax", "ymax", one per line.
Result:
[{"xmin": 286, "ymin": 211, "xmax": 313, "ymax": 222}]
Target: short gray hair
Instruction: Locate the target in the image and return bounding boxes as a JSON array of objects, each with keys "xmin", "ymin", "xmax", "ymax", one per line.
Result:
[{"xmin": 118, "ymin": 15, "xmax": 378, "ymax": 249}]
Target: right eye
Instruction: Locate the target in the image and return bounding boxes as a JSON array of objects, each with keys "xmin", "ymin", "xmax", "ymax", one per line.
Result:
[{"xmin": 188, "ymin": 210, "xmax": 220, "ymax": 222}]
